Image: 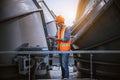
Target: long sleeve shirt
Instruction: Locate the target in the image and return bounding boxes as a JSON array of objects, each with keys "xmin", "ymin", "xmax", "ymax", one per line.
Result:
[{"xmin": 60, "ymin": 27, "xmax": 71, "ymax": 42}]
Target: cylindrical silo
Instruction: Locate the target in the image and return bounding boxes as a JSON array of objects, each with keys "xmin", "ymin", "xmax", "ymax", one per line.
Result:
[
  {"xmin": 72, "ymin": 0, "xmax": 120, "ymax": 79},
  {"xmin": 0, "ymin": 0, "xmax": 48, "ymax": 79}
]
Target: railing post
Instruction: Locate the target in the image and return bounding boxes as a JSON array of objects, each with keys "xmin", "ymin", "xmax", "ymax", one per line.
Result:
[
  {"xmin": 90, "ymin": 53, "xmax": 93, "ymax": 80},
  {"xmin": 29, "ymin": 54, "xmax": 31, "ymax": 80}
]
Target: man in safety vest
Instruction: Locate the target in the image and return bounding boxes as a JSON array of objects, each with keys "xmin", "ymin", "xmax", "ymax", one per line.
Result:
[{"xmin": 51, "ymin": 15, "xmax": 71, "ymax": 79}]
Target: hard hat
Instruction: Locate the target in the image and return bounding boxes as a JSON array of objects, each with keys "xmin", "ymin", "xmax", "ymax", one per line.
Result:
[{"xmin": 55, "ymin": 15, "xmax": 65, "ymax": 23}]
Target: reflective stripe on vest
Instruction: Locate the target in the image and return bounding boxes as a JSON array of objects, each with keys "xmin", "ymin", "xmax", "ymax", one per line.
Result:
[{"xmin": 58, "ymin": 44, "xmax": 71, "ymax": 46}]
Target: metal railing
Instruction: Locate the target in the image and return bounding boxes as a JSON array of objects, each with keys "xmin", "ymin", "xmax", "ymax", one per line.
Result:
[{"xmin": 0, "ymin": 50, "xmax": 120, "ymax": 80}]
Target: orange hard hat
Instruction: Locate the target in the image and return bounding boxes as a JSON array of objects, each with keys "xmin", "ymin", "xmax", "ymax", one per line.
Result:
[{"xmin": 55, "ymin": 15, "xmax": 65, "ymax": 23}]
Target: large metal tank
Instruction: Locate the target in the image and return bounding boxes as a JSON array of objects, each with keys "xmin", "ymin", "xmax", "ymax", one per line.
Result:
[
  {"xmin": 37, "ymin": 0, "xmax": 58, "ymax": 67},
  {"xmin": 0, "ymin": 0, "xmax": 48, "ymax": 79},
  {"xmin": 71, "ymin": 0, "xmax": 120, "ymax": 79},
  {"xmin": 39, "ymin": 0, "xmax": 57, "ymax": 36},
  {"xmin": 37, "ymin": 0, "xmax": 57, "ymax": 50}
]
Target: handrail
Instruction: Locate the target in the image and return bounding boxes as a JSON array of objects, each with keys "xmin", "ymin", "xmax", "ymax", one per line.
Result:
[
  {"xmin": 0, "ymin": 50, "xmax": 120, "ymax": 80},
  {"xmin": 0, "ymin": 50, "xmax": 120, "ymax": 54}
]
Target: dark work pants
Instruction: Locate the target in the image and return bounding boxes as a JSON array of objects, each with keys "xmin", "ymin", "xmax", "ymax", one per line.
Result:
[{"xmin": 59, "ymin": 53, "xmax": 69, "ymax": 78}]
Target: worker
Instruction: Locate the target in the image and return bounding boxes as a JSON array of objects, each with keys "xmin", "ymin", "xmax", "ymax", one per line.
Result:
[{"xmin": 49, "ymin": 15, "xmax": 71, "ymax": 79}]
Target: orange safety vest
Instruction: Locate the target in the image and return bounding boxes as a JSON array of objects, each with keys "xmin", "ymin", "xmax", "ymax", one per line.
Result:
[{"xmin": 57, "ymin": 26, "xmax": 71, "ymax": 51}]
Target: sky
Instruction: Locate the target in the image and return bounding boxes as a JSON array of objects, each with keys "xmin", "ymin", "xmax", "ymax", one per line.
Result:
[{"xmin": 44, "ymin": 0, "xmax": 79, "ymax": 26}]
